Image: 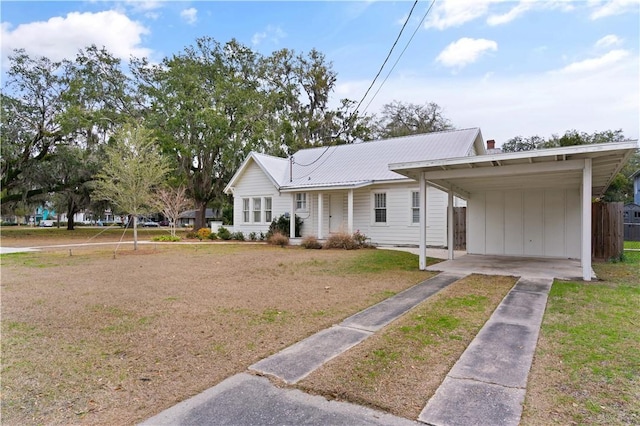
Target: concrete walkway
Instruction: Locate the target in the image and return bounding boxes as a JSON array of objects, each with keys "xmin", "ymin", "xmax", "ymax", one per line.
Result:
[
  {"xmin": 251, "ymin": 273, "xmax": 464, "ymax": 384},
  {"xmin": 141, "ymin": 273, "xmax": 465, "ymax": 425}
]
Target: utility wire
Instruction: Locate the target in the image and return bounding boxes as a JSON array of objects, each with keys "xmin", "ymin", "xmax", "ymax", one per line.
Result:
[
  {"xmin": 292, "ymin": 0, "xmax": 421, "ymax": 174},
  {"xmin": 362, "ymin": 0, "xmax": 437, "ymax": 114},
  {"xmin": 353, "ymin": 0, "xmax": 419, "ymax": 116}
]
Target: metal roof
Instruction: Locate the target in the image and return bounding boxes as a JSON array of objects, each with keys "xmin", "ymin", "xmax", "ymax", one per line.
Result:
[
  {"xmin": 389, "ymin": 141, "xmax": 639, "ymax": 199},
  {"xmin": 225, "ymin": 128, "xmax": 484, "ymax": 193},
  {"xmin": 282, "ymin": 128, "xmax": 484, "ymax": 190}
]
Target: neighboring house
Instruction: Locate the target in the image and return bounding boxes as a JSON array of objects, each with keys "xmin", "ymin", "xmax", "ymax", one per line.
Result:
[
  {"xmin": 624, "ymin": 203, "xmax": 640, "ymax": 241},
  {"xmin": 178, "ymin": 208, "xmax": 221, "ymax": 228},
  {"xmin": 624, "ymin": 203, "xmax": 640, "ymax": 223},
  {"xmin": 632, "ymin": 169, "xmax": 640, "ymax": 205},
  {"xmin": 224, "ymin": 128, "xmax": 485, "ymax": 246}
]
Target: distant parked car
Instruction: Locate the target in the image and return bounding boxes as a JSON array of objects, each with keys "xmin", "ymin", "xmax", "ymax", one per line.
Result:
[
  {"xmin": 39, "ymin": 220, "xmax": 54, "ymax": 227},
  {"xmin": 159, "ymin": 220, "xmax": 170, "ymax": 226},
  {"xmin": 142, "ymin": 221, "xmax": 159, "ymax": 227}
]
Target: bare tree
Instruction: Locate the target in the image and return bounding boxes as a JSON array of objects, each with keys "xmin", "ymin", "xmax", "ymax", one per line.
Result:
[{"xmin": 155, "ymin": 186, "xmax": 191, "ymax": 237}]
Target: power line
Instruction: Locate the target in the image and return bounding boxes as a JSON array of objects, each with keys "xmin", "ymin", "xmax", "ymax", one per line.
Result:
[
  {"xmin": 362, "ymin": 0, "xmax": 437, "ymax": 114},
  {"xmin": 353, "ymin": 0, "xmax": 419, "ymax": 116},
  {"xmin": 293, "ymin": 0, "xmax": 423, "ymax": 175}
]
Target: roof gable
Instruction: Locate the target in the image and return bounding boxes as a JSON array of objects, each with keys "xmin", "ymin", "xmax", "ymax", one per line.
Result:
[{"xmin": 224, "ymin": 152, "xmax": 288, "ymax": 194}]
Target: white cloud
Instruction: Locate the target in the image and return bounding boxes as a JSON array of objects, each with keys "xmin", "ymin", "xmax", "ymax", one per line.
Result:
[
  {"xmin": 595, "ymin": 34, "xmax": 623, "ymax": 49},
  {"xmin": 426, "ymin": 0, "xmax": 576, "ymax": 29},
  {"xmin": 487, "ymin": 1, "xmax": 534, "ymax": 26},
  {"xmin": 425, "ymin": 0, "xmax": 498, "ymax": 30},
  {"xmin": 251, "ymin": 25, "xmax": 286, "ymax": 46},
  {"xmin": 436, "ymin": 38, "xmax": 498, "ymax": 68},
  {"xmin": 556, "ymin": 49, "xmax": 629, "ymax": 73},
  {"xmin": 123, "ymin": 1, "xmax": 163, "ymax": 11},
  {"xmin": 335, "ymin": 55, "xmax": 638, "ymax": 146},
  {"xmin": 1, "ymin": 10, "xmax": 151, "ymax": 62},
  {"xmin": 589, "ymin": 0, "xmax": 640, "ymax": 19},
  {"xmin": 180, "ymin": 7, "xmax": 198, "ymax": 25}
]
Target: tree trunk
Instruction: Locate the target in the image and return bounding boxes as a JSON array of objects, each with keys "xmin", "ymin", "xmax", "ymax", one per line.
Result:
[
  {"xmin": 66, "ymin": 199, "xmax": 77, "ymax": 231},
  {"xmin": 194, "ymin": 202, "xmax": 207, "ymax": 230},
  {"xmin": 133, "ymin": 215, "xmax": 138, "ymax": 250}
]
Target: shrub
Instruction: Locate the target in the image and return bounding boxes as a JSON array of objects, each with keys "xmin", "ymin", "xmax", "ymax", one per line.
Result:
[
  {"xmin": 301, "ymin": 235, "xmax": 323, "ymax": 249},
  {"xmin": 217, "ymin": 226, "xmax": 232, "ymax": 240},
  {"xmin": 196, "ymin": 227, "xmax": 211, "ymax": 240},
  {"xmin": 268, "ymin": 231, "xmax": 289, "ymax": 247},
  {"xmin": 324, "ymin": 232, "xmax": 358, "ymax": 250},
  {"xmin": 259, "ymin": 232, "xmax": 266, "ymax": 241},
  {"xmin": 267, "ymin": 214, "xmax": 302, "ymax": 238},
  {"xmin": 231, "ymin": 232, "xmax": 245, "ymax": 241},
  {"xmin": 185, "ymin": 230, "xmax": 198, "ymax": 239},
  {"xmin": 207, "ymin": 232, "xmax": 218, "ymax": 240},
  {"xmin": 352, "ymin": 230, "xmax": 370, "ymax": 247},
  {"xmin": 151, "ymin": 235, "xmax": 181, "ymax": 242},
  {"xmin": 249, "ymin": 232, "xmax": 257, "ymax": 241}
]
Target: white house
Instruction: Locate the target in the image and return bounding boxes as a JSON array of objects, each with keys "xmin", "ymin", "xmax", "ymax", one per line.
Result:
[{"xmin": 224, "ymin": 128, "xmax": 485, "ymax": 246}]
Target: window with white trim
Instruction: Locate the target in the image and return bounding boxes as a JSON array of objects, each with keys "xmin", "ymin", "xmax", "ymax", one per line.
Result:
[
  {"xmin": 265, "ymin": 197, "xmax": 272, "ymax": 222},
  {"xmin": 242, "ymin": 198, "xmax": 250, "ymax": 223},
  {"xmin": 252, "ymin": 198, "xmax": 261, "ymax": 222},
  {"xmin": 411, "ymin": 191, "xmax": 420, "ymax": 224},
  {"xmin": 374, "ymin": 193, "xmax": 387, "ymax": 223},
  {"xmin": 295, "ymin": 193, "xmax": 307, "ymax": 210}
]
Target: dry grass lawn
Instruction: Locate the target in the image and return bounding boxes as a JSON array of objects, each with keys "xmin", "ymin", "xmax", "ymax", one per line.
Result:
[{"xmin": 1, "ymin": 231, "xmax": 435, "ymax": 425}]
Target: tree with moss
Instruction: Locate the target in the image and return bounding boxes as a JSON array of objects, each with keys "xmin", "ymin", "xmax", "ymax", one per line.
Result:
[{"xmin": 93, "ymin": 123, "xmax": 170, "ymax": 250}]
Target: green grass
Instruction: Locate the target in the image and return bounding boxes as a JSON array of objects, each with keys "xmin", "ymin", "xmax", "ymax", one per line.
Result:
[
  {"xmin": 524, "ymin": 253, "xmax": 640, "ymax": 424},
  {"xmin": 624, "ymin": 240, "xmax": 640, "ymax": 250},
  {"xmin": 339, "ymin": 249, "xmax": 439, "ymax": 274}
]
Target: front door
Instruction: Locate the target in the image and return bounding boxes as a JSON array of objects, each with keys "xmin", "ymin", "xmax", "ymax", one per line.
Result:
[{"xmin": 329, "ymin": 194, "xmax": 344, "ymax": 233}]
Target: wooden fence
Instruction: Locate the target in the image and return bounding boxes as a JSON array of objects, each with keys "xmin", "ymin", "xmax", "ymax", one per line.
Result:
[
  {"xmin": 624, "ymin": 223, "xmax": 640, "ymax": 241},
  {"xmin": 592, "ymin": 202, "xmax": 623, "ymax": 260},
  {"xmin": 453, "ymin": 207, "xmax": 466, "ymax": 250}
]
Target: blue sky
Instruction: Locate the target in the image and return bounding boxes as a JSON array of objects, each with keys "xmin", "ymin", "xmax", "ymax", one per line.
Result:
[{"xmin": 2, "ymin": 0, "xmax": 639, "ymax": 146}]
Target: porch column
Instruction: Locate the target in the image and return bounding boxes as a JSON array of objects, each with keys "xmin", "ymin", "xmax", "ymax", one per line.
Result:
[
  {"xmin": 582, "ymin": 158, "xmax": 592, "ymax": 281},
  {"xmin": 448, "ymin": 190, "xmax": 454, "ymax": 260},
  {"xmin": 347, "ymin": 189, "xmax": 354, "ymax": 234},
  {"xmin": 419, "ymin": 173, "xmax": 427, "ymax": 270},
  {"xmin": 317, "ymin": 193, "xmax": 323, "ymax": 239},
  {"xmin": 290, "ymin": 195, "xmax": 296, "ymax": 238}
]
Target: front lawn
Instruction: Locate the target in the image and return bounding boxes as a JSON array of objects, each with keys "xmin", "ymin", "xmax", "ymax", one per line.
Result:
[{"xmin": 1, "ymin": 244, "xmax": 433, "ymax": 425}]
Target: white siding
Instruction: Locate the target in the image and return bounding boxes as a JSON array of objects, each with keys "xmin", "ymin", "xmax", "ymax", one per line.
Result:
[
  {"xmin": 231, "ymin": 161, "xmax": 290, "ymax": 236},
  {"xmin": 468, "ymin": 188, "xmax": 581, "ymax": 259},
  {"xmin": 231, "ymin": 164, "xmax": 458, "ymax": 245},
  {"xmin": 293, "ymin": 183, "xmax": 453, "ymax": 246}
]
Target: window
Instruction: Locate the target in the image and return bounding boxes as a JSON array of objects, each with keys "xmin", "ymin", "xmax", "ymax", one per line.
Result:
[
  {"xmin": 242, "ymin": 199, "xmax": 250, "ymax": 223},
  {"xmin": 265, "ymin": 197, "xmax": 272, "ymax": 222},
  {"xmin": 253, "ymin": 198, "xmax": 261, "ymax": 222},
  {"xmin": 374, "ymin": 193, "xmax": 387, "ymax": 223},
  {"xmin": 411, "ymin": 191, "xmax": 420, "ymax": 224},
  {"xmin": 296, "ymin": 193, "xmax": 307, "ymax": 210}
]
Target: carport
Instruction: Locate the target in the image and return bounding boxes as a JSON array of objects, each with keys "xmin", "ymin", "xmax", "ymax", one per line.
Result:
[{"xmin": 389, "ymin": 141, "xmax": 638, "ymax": 281}]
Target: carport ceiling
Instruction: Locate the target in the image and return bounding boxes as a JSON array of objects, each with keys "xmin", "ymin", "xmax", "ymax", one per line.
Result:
[{"xmin": 389, "ymin": 141, "xmax": 638, "ymax": 199}]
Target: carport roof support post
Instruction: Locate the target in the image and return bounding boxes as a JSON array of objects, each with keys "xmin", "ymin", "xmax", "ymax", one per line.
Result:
[{"xmin": 582, "ymin": 158, "xmax": 592, "ymax": 281}]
